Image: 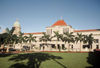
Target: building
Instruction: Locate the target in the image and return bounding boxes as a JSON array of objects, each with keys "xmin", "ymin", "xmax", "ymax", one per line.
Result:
[
  {"xmin": 13, "ymin": 20, "xmax": 21, "ymax": 35},
  {"xmin": 13, "ymin": 19, "xmax": 100, "ymax": 52}
]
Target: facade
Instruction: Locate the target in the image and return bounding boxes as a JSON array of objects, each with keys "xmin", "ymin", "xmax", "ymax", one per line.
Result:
[{"xmin": 13, "ymin": 20, "xmax": 100, "ymax": 52}]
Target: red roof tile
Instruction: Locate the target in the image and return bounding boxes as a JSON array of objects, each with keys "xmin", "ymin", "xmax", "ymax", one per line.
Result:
[
  {"xmin": 24, "ymin": 32, "xmax": 44, "ymax": 35},
  {"xmin": 51, "ymin": 20, "xmax": 67, "ymax": 27},
  {"xmin": 74, "ymin": 29, "xmax": 100, "ymax": 32}
]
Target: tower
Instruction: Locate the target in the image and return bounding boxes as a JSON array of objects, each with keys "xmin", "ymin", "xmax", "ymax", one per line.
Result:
[{"xmin": 13, "ymin": 20, "xmax": 21, "ymax": 35}]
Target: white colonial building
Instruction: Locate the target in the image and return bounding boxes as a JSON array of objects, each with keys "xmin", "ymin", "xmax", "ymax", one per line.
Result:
[{"xmin": 13, "ymin": 19, "xmax": 100, "ymax": 52}]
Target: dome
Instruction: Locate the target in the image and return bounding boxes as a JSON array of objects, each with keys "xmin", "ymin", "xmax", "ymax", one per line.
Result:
[
  {"xmin": 51, "ymin": 20, "xmax": 67, "ymax": 27},
  {"xmin": 13, "ymin": 20, "xmax": 20, "ymax": 27}
]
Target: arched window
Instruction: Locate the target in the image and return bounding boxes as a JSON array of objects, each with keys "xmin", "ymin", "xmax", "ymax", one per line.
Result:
[
  {"xmin": 63, "ymin": 28, "xmax": 69, "ymax": 33},
  {"xmin": 46, "ymin": 29, "xmax": 52, "ymax": 35}
]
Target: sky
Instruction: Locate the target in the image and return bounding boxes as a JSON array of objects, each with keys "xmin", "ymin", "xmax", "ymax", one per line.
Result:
[{"xmin": 0, "ymin": 0, "xmax": 100, "ymax": 33}]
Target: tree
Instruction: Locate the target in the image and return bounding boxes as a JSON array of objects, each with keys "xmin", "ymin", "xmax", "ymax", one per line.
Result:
[
  {"xmin": 23, "ymin": 35, "xmax": 28, "ymax": 44},
  {"xmin": 39, "ymin": 32, "xmax": 52, "ymax": 51},
  {"xmin": 75, "ymin": 33, "xmax": 84, "ymax": 52},
  {"xmin": 84, "ymin": 34, "xmax": 94, "ymax": 51},
  {"xmin": 17, "ymin": 33, "xmax": 25, "ymax": 51},
  {"xmin": 26, "ymin": 34, "xmax": 36, "ymax": 51},
  {"xmin": 64, "ymin": 32, "xmax": 75, "ymax": 51},
  {"xmin": 53, "ymin": 31, "xmax": 63, "ymax": 51},
  {"xmin": 40, "ymin": 32, "xmax": 52, "ymax": 42},
  {"xmin": 0, "ymin": 33, "xmax": 6, "ymax": 52},
  {"xmin": 12, "ymin": 34, "xmax": 19, "ymax": 48},
  {"xmin": 0, "ymin": 27, "xmax": 24, "ymax": 52},
  {"xmin": 4, "ymin": 28, "xmax": 16, "ymax": 52},
  {"xmin": 0, "ymin": 27, "xmax": 18, "ymax": 52}
]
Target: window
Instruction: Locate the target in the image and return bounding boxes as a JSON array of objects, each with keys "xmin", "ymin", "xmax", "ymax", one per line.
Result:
[
  {"xmin": 57, "ymin": 44, "xmax": 60, "ymax": 49},
  {"xmin": 71, "ymin": 45, "xmax": 73, "ymax": 49},
  {"xmin": 51, "ymin": 44, "xmax": 56, "ymax": 48},
  {"xmin": 40, "ymin": 44, "xmax": 42, "ymax": 50},
  {"xmin": 47, "ymin": 29, "xmax": 52, "ymax": 35},
  {"xmin": 95, "ymin": 39, "xmax": 99, "ymax": 43},
  {"xmin": 96, "ymin": 45, "xmax": 99, "ymax": 49},
  {"xmin": 62, "ymin": 44, "xmax": 65, "ymax": 50},
  {"xmin": 83, "ymin": 45, "xmax": 89, "ymax": 49},
  {"xmin": 63, "ymin": 28, "xmax": 69, "ymax": 33}
]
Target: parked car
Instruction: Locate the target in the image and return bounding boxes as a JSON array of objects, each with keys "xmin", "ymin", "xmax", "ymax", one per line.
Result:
[
  {"xmin": 9, "ymin": 48, "xmax": 16, "ymax": 51},
  {"xmin": 0, "ymin": 48, "xmax": 7, "ymax": 52},
  {"xmin": 21, "ymin": 46, "xmax": 30, "ymax": 51}
]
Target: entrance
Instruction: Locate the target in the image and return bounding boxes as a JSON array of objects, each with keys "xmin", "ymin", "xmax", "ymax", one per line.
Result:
[{"xmin": 96, "ymin": 45, "xmax": 99, "ymax": 49}]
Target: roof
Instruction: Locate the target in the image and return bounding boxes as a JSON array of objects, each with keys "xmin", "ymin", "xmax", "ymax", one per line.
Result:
[
  {"xmin": 51, "ymin": 20, "xmax": 67, "ymax": 27},
  {"xmin": 24, "ymin": 32, "xmax": 44, "ymax": 35},
  {"xmin": 74, "ymin": 29, "xmax": 100, "ymax": 32}
]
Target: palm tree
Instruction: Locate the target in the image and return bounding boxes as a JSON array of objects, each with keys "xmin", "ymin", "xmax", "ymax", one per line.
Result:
[
  {"xmin": 39, "ymin": 32, "xmax": 52, "ymax": 51},
  {"xmin": 0, "ymin": 32, "xmax": 12, "ymax": 52},
  {"xmin": 75, "ymin": 33, "xmax": 84, "ymax": 52},
  {"xmin": 27, "ymin": 34, "xmax": 36, "ymax": 51},
  {"xmin": 0, "ymin": 27, "xmax": 22, "ymax": 52},
  {"xmin": 40, "ymin": 32, "xmax": 52, "ymax": 42},
  {"xmin": 53, "ymin": 31, "xmax": 63, "ymax": 51},
  {"xmin": 18, "ymin": 33, "xmax": 25, "ymax": 51},
  {"xmin": 12, "ymin": 34, "xmax": 19, "ymax": 49},
  {"xmin": 23, "ymin": 35, "xmax": 28, "ymax": 44},
  {"xmin": 64, "ymin": 32, "xmax": 75, "ymax": 51},
  {"xmin": 4, "ymin": 28, "xmax": 16, "ymax": 52},
  {"xmin": 0, "ymin": 33, "xmax": 6, "ymax": 52},
  {"xmin": 0, "ymin": 34, "xmax": 2, "ymax": 47},
  {"xmin": 84, "ymin": 34, "xmax": 94, "ymax": 51}
]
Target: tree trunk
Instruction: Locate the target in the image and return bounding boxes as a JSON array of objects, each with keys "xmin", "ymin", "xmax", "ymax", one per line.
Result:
[
  {"xmin": 56, "ymin": 41, "xmax": 58, "ymax": 51},
  {"xmin": 89, "ymin": 45, "xmax": 92, "ymax": 52},
  {"xmin": 6, "ymin": 44, "xmax": 9, "ymax": 53},
  {"xmin": 1, "ymin": 44, "xmax": 4, "ymax": 52},
  {"xmin": 68, "ymin": 43, "xmax": 70, "ymax": 52},
  {"xmin": 64, "ymin": 42, "xmax": 67, "ymax": 52},
  {"xmin": 30, "ymin": 43, "xmax": 31, "ymax": 51},
  {"xmin": 20, "ymin": 43, "xmax": 22, "ymax": 51},
  {"xmin": 80, "ymin": 42, "xmax": 81, "ymax": 52},
  {"xmin": 13, "ymin": 43, "xmax": 16, "ymax": 49},
  {"xmin": 75, "ymin": 42, "xmax": 78, "ymax": 52}
]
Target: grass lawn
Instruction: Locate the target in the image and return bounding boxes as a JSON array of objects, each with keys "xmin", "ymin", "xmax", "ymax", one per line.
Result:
[{"xmin": 0, "ymin": 52, "xmax": 92, "ymax": 68}]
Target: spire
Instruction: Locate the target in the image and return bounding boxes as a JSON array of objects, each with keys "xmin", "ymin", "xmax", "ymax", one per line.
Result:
[
  {"xmin": 61, "ymin": 16, "xmax": 63, "ymax": 20},
  {"xmin": 13, "ymin": 19, "xmax": 20, "ymax": 27}
]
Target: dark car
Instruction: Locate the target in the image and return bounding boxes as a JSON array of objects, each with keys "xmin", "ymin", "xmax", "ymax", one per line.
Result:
[
  {"xmin": 9, "ymin": 48, "xmax": 16, "ymax": 51},
  {"xmin": 21, "ymin": 46, "xmax": 30, "ymax": 51}
]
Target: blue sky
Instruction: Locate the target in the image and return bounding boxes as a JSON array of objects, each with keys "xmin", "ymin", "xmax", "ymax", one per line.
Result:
[{"xmin": 0, "ymin": 0, "xmax": 100, "ymax": 33}]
